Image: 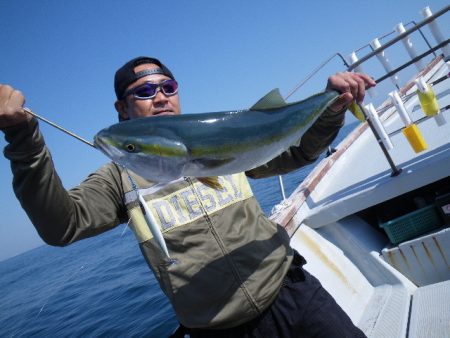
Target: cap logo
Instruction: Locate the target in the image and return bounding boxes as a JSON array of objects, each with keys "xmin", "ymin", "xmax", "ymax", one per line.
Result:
[{"xmin": 135, "ymin": 68, "xmax": 165, "ymax": 80}]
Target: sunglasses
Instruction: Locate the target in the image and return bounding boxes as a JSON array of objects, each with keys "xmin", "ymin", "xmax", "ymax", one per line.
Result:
[{"xmin": 123, "ymin": 79, "xmax": 179, "ymax": 100}]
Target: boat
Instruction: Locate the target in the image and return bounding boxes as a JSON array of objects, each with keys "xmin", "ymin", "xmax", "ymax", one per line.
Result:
[{"xmin": 270, "ymin": 5, "xmax": 449, "ymax": 338}]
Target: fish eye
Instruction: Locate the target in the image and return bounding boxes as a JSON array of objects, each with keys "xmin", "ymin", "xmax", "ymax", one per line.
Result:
[{"xmin": 125, "ymin": 143, "xmax": 137, "ymax": 152}]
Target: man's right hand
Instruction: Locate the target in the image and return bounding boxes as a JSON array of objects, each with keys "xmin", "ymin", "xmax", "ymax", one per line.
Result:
[{"xmin": 0, "ymin": 84, "xmax": 30, "ymax": 129}]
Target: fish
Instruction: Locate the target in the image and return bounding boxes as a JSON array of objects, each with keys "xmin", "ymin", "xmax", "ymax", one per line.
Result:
[
  {"xmin": 137, "ymin": 191, "xmax": 171, "ymax": 259},
  {"xmin": 94, "ymin": 89, "xmax": 339, "ymax": 183}
]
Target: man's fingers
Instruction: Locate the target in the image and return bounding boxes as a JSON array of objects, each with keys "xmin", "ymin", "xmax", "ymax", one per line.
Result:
[
  {"xmin": 352, "ymin": 76, "xmax": 367, "ymax": 103},
  {"xmin": 0, "ymin": 84, "xmax": 28, "ymax": 128},
  {"xmin": 355, "ymin": 73, "xmax": 376, "ymax": 88},
  {"xmin": 0, "ymin": 85, "xmax": 25, "ymax": 114},
  {"xmin": 327, "ymin": 72, "xmax": 376, "ymax": 105}
]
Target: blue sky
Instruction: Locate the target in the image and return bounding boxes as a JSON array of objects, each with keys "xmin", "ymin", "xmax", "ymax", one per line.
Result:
[{"xmin": 1, "ymin": 0, "xmax": 449, "ymax": 261}]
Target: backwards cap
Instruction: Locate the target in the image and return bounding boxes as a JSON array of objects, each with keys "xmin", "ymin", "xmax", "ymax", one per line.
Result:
[{"xmin": 114, "ymin": 56, "xmax": 175, "ymax": 100}]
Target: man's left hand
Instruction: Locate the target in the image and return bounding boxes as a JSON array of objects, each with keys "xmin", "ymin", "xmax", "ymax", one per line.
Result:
[{"xmin": 326, "ymin": 72, "xmax": 376, "ymax": 113}]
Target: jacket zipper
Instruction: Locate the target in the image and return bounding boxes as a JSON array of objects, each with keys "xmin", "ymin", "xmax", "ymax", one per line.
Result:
[{"xmin": 184, "ymin": 177, "xmax": 260, "ymax": 315}]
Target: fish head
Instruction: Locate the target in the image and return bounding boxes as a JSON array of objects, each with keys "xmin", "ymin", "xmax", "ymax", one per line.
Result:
[{"xmin": 94, "ymin": 119, "xmax": 189, "ymax": 181}]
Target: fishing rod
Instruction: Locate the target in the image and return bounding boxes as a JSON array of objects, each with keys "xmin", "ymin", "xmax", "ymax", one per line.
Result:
[{"xmin": 22, "ymin": 107, "xmax": 96, "ymax": 148}]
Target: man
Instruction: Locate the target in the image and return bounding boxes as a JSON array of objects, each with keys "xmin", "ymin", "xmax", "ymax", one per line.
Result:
[{"xmin": 1, "ymin": 56, "xmax": 374, "ymax": 337}]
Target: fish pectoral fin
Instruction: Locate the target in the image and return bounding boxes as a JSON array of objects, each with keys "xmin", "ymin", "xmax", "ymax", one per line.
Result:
[
  {"xmin": 197, "ymin": 177, "xmax": 223, "ymax": 190},
  {"xmin": 250, "ymin": 88, "xmax": 287, "ymax": 111}
]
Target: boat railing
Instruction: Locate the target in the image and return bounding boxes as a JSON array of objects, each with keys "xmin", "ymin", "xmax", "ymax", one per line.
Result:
[{"xmin": 274, "ymin": 5, "xmax": 449, "ymax": 211}]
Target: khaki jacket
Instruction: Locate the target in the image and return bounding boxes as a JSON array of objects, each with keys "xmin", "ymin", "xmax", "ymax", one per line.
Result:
[{"xmin": 2, "ymin": 106, "xmax": 344, "ymax": 328}]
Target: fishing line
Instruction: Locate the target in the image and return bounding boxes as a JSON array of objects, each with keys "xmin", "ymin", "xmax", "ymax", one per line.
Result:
[
  {"xmin": 10, "ymin": 264, "xmax": 86, "ymax": 337},
  {"xmin": 8, "ymin": 110, "xmax": 96, "ymax": 337},
  {"xmin": 36, "ymin": 265, "xmax": 86, "ymax": 317},
  {"xmin": 22, "ymin": 109, "xmax": 136, "ymax": 241},
  {"xmin": 10, "ymin": 111, "xmax": 155, "ymax": 335},
  {"xmin": 121, "ymin": 218, "xmax": 132, "ymax": 237},
  {"xmin": 22, "ymin": 109, "xmax": 134, "ymax": 238},
  {"xmin": 120, "ymin": 169, "xmax": 141, "ymax": 239},
  {"xmin": 22, "ymin": 109, "xmax": 174, "ymax": 258}
]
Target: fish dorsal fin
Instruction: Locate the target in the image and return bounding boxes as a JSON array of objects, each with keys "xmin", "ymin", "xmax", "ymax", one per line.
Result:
[{"xmin": 250, "ymin": 88, "xmax": 287, "ymax": 111}]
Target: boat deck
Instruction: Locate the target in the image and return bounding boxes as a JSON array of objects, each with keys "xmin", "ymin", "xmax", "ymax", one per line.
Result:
[{"xmin": 409, "ymin": 280, "xmax": 450, "ymax": 337}]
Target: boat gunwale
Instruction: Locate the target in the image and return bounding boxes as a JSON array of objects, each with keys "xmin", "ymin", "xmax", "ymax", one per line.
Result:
[{"xmin": 270, "ymin": 56, "xmax": 446, "ymax": 238}]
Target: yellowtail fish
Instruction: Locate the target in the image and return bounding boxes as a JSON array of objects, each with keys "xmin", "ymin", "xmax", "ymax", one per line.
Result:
[{"xmin": 94, "ymin": 89, "xmax": 338, "ymax": 183}]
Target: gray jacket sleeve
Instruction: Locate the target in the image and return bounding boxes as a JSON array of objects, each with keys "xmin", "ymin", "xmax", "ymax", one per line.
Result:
[
  {"xmin": 246, "ymin": 107, "xmax": 345, "ymax": 179},
  {"xmin": 2, "ymin": 118, "xmax": 128, "ymax": 246}
]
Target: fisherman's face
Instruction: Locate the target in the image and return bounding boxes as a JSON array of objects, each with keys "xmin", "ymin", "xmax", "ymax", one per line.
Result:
[{"xmin": 116, "ymin": 63, "xmax": 181, "ymax": 120}]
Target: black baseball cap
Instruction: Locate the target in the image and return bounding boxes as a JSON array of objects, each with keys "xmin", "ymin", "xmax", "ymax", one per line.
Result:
[{"xmin": 114, "ymin": 56, "xmax": 175, "ymax": 100}]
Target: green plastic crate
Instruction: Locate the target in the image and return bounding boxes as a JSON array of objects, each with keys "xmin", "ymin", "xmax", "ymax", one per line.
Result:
[{"xmin": 379, "ymin": 205, "xmax": 442, "ymax": 244}]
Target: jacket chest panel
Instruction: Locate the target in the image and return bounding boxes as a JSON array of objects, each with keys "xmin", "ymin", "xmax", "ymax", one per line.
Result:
[{"xmin": 124, "ymin": 174, "xmax": 253, "ymax": 243}]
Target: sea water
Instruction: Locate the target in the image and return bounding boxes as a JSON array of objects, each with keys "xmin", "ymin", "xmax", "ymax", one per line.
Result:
[{"xmin": 0, "ymin": 123, "xmax": 358, "ymax": 337}]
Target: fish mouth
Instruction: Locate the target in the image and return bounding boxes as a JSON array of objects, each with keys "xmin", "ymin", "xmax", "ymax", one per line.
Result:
[
  {"xmin": 93, "ymin": 134, "xmax": 106, "ymax": 149},
  {"xmin": 94, "ymin": 134, "xmax": 125, "ymax": 159}
]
